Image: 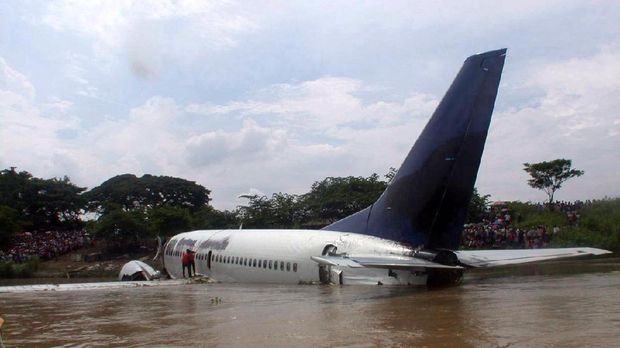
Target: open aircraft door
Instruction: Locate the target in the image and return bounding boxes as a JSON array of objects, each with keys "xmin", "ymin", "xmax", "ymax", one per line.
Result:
[{"xmin": 318, "ymin": 244, "xmax": 343, "ymax": 285}]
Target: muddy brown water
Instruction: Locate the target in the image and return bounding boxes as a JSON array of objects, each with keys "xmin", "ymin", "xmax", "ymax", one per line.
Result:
[{"xmin": 1, "ymin": 258, "xmax": 619, "ymax": 347}]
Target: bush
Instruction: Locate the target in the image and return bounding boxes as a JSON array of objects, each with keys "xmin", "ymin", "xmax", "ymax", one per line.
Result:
[
  {"xmin": 508, "ymin": 201, "xmax": 569, "ymax": 229},
  {"xmin": 0, "ymin": 256, "xmax": 40, "ymax": 278}
]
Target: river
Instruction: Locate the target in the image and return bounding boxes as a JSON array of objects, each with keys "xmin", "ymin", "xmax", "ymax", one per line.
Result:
[{"xmin": 1, "ymin": 257, "xmax": 619, "ymax": 347}]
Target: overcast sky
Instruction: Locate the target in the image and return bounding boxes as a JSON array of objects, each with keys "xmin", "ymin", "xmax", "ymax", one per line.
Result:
[{"xmin": 1, "ymin": 1, "xmax": 619, "ymax": 209}]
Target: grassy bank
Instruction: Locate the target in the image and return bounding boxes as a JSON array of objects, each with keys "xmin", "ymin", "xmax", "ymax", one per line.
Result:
[
  {"xmin": 509, "ymin": 198, "xmax": 620, "ymax": 251},
  {"xmin": 0, "ymin": 257, "xmax": 40, "ymax": 278},
  {"xmin": 1, "ymin": 247, "xmax": 156, "ymax": 280}
]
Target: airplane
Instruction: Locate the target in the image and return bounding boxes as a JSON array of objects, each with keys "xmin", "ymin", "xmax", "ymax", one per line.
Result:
[{"xmin": 159, "ymin": 49, "xmax": 611, "ymax": 287}]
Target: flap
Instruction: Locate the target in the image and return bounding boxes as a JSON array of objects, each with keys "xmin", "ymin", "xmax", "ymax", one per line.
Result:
[
  {"xmin": 454, "ymin": 247, "xmax": 611, "ymax": 268},
  {"xmin": 311, "ymin": 255, "xmax": 464, "ymax": 270}
]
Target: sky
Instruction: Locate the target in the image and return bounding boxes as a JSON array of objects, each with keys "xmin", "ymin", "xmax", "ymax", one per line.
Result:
[{"xmin": 1, "ymin": 1, "xmax": 619, "ymax": 209}]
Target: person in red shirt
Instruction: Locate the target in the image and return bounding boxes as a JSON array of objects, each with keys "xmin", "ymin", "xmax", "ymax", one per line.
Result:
[{"xmin": 181, "ymin": 249, "xmax": 196, "ymax": 278}]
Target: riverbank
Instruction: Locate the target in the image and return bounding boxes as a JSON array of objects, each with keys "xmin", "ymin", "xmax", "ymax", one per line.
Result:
[{"xmin": 0, "ymin": 246, "xmax": 159, "ymax": 285}]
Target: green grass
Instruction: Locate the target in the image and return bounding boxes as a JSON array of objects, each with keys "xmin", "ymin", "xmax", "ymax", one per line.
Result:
[{"xmin": 508, "ymin": 198, "xmax": 620, "ymax": 251}]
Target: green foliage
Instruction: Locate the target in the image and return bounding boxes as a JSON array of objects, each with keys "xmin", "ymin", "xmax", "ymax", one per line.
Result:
[
  {"xmin": 384, "ymin": 167, "xmax": 397, "ymax": 182},
  {"xmin": 0, "ymin": 169, "xmax": 85, "ymax": 231},
  {"xmin": 0, "ymin": 205, "xmax": 20, "ymax": 248},
  {"xmin": 551, "ymin": 226, "xmax": 618, "ymax": 251},
  {"xmin": 0, "ymin": 257, "xmax": 40, "ymax": 278},
  {"xmin": 92, "ymin": 209, "xmax": 149, "ymax": 252},
  {"xmin": 191, "ymin": 206, "xmax": 239, "ymax": 230},
  {"xmin": 238, "ymin": 193, "xmax": 306, "ymax": 228},
  {"xmin": 523, "ymin": 159, "xmax": 584, "ymax": 205},
  {"xmin": 466, "ymin": 188, "xmax": 490, "ymax": 223},
  {"xmin": 508, "ymin": 201, "xmax": 569, "ymax": 229},
  {"xmin": 83, "ymin": 174, "xmax": 211, "ymax": 215},
  {"xmin": 302, "ymin": 174, "xmax": 387, "ymax": 223},
  {"xmin": 551, "ymin": 198, "xmax": 620, "ymax": 251},
  {"xmin": 148, "ymin": 205, "xmax": 193, "ymax": 237}
]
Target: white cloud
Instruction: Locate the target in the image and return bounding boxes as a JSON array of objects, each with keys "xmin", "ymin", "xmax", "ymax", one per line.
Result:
[
  {"xmin": 185, "ymin": 119, "xmax": 288, "ymax": 166},
  {"xmin": 187, "ymin": 77, "xmax": 438, "ymax": 133},
  {"xmin": 0, "ymin": 57, "xmax": 80, "ymax": 181},
  {"xmin": 41, "ymin": 0, "xmax": 259, "ymax": 77},
  {"xmin": 0, "ymin": 57, "xmax": 36, "ymax": 100},
  {"xmin": 5, "ymin": 1, "xmax": 620, "ymax": 210},
  {"xmin": 478, "ymin": 47, "xmax": 620, "ymax": 202}
]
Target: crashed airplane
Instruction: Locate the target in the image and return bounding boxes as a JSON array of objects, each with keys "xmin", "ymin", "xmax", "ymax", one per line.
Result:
[{"xmin": 155, "ymin": 49, "xmax": 610, "ymax": 286}]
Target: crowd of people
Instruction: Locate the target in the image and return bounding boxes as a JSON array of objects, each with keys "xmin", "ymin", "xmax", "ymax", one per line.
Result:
[
  {"xmin": 0, "ymin": 230, "xmax": 90, "ymax": 263},
  {"xmin": 460, "ymin": 201, "xmax": 590, "ymax": 249},
  {"xmin": 0, "ymin": 201, "xmax": 596, "ymax": 262}
]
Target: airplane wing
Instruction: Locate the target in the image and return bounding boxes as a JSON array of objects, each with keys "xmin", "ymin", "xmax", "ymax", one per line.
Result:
[
  {"xmin": 454, "ymin": 247, "xmax": 611, "ymax": 268},
  {"xmin": 311, "ymin": 255, "xmax": 464, "ymax": 270}
]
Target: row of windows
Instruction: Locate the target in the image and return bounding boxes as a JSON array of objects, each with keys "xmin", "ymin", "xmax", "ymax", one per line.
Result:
[
  {"xmin": 212, "ymin": 254, "xmax": 298, "ymax": 272},
  {"xmin": 166, "ymin": 247, "xmax": 298, "ymax": 272}
]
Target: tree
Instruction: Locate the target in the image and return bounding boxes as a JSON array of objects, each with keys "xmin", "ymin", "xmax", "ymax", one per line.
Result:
[
  {"xmin": 191, "ymin": 206, "xmax": 239, "ymax": 230},
  {"xmin": 466, "ymin": 188, "xmax": 490, "ymax": 223},
  {"xmin": 83, "ymin": 174, "xmax": 211, "ymax": 215},
  {"xmin": 0, "ymin": 205, "xmax": 20, "ymax": 248},
  {"xmin": 523, "ymin": 159, "xmax": 584, "ymax": 206},
  {"xmin": 237, "ymin": 193, "xmax": 306, "ymax": 229},
  {"xmin": 92, "ymin": 209, "xmax": 149, "ymax": 252},
  {"xmin": 0, "ymin": 168, "xmax": 86, "ymax": 231},
  {"xmin": 301, "ymin": 174, "xmax": 388, "ymax": 224},
  {"xmin": 148, "ymin": 205, "xmax": 193, "ymax": 238}
]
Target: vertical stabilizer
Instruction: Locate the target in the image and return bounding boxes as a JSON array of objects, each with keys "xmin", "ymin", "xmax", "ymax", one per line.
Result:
[{"xmin": 322, "ymin": 49, "xmax": 506, "ymax": 249}]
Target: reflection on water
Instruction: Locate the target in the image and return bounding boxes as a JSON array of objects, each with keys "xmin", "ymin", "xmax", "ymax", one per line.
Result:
[{"xmin": 1, "ymin": 258, "xmax": 619, "ymax": 347}]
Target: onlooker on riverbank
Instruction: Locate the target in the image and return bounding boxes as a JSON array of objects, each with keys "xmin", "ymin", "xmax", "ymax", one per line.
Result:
[{"xmin": 1, "ymin": 230, "xmax": 89, "ymax": 263}]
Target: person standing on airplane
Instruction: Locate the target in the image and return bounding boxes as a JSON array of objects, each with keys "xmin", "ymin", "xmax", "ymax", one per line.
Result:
[{"xmin": 181, "ymin": 249, "xmax": 195, "ymax": 278}]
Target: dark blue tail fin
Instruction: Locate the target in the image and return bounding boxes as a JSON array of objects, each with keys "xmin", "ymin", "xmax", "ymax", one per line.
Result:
[{"xmin": 322, "ymin": 49, "xmax": 506, "ymax": 250}]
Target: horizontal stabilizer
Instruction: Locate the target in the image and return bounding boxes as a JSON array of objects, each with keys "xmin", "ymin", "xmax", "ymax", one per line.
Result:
[
  {"xmin": 455, "ymin": 248, "xmax": 611, "ymax": 268},
  {"xmin": 311, "ymin": 255, "xmax": 464, "ymax": 270}
]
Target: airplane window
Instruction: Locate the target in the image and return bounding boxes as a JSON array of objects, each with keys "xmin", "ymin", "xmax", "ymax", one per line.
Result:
[
  {"xmin": 235, "ymin": 256, "xmax": 239, "ymax": 264},
  {"xmin": 263, "ymin": 260, "xmax": 267, "ymax": 269},
  {"xmin": 268, "ymin": 260, "xmax": 272, "ymax": 269},
  {"xmin": 286, "ymin": 262, "xmax": 290, "ymax": 271},
  {"xmin": 293, "ymin": 263, "xmax": 297, "ymax": 272},
  {"xmin": 274, "ymin": 261, "xmax": 278, "ymax": 270},
  {"xmin": 280, "ymin": 261, "xmax": 285, "ymax": 271},
  {"xmin": 227, "ymin": 256, "xmax": 231, "ymax": 264},
  {"xmin": 244, "ymin": 258, "xmax": 248, "ymax": 266},
  {"xmin": 258, "ymin": 260, "xmax": 262, "ymax": 268},
  {"xmin": 253, "ymin": 259, "xmax": 257, "ymax": 267}
]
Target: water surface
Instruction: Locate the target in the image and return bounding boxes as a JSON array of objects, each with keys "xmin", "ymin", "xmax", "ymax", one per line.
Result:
[{"xmin": 1, "ymin": 258, "xmax": 619, "ymax": 347}]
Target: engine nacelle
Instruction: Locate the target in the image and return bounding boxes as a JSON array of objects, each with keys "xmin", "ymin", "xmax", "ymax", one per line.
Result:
[{"xmin": 413, "ymin": 249, "xmax": 463, "ymax": 287}]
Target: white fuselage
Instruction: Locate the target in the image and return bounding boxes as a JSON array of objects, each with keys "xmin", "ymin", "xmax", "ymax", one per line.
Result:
[{"xmin": 163, "ymin": 229, "xmax": 428, "ymax": 286}]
